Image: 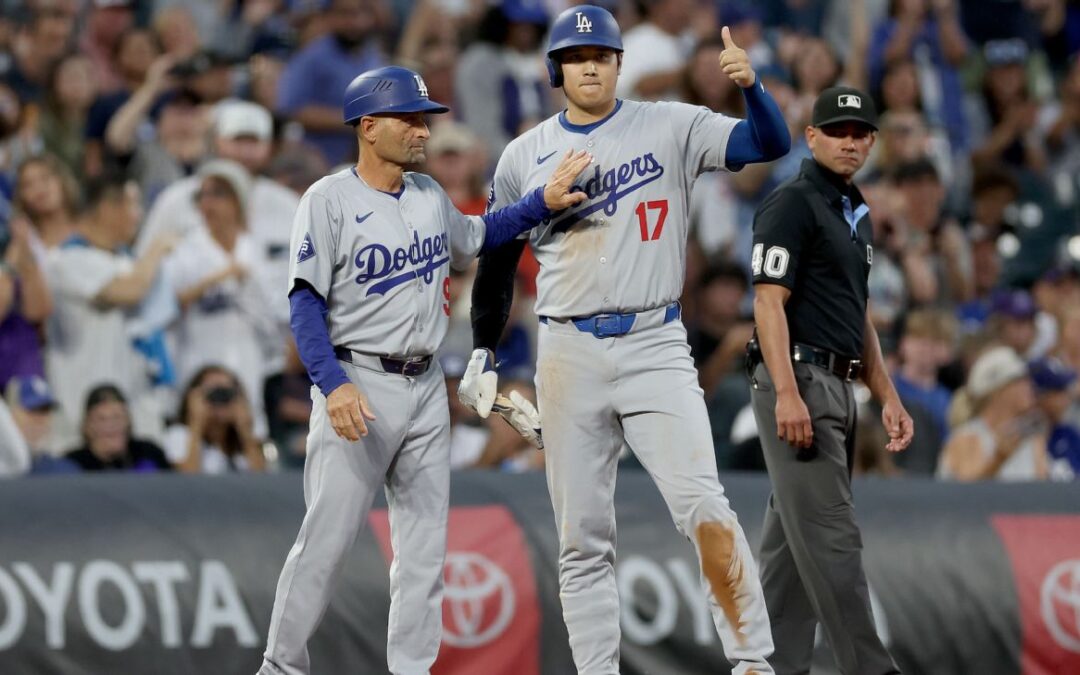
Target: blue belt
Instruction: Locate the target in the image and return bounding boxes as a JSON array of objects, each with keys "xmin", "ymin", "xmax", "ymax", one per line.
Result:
[{"xmin": 539, "ymin": 302, "xmax": 681, "ymax": 338}]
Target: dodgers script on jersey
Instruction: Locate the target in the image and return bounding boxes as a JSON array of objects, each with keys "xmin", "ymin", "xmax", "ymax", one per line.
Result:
[
  {"xmin": 488, "ymin": 99, "xmax": 739, "ymax": 318},
  {"xmin": 289, "ymin": 168, "xmax": 485, "ymax": 356}
]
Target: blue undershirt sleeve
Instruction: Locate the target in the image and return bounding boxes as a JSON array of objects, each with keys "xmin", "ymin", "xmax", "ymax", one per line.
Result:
[
  {"xmin": 725, "ymin": 79, "xmax": 791, "ymax": 170},
  {"xmin": 289, "ymin": 283, "xmax": 350, "ymax": 397},
  {"xmin": 480, "ymin": 186, "xmax": 551, "ymax": 250}
]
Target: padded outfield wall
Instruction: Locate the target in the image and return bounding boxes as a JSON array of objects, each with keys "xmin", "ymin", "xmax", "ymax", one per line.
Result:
[{"xmin": 0, "ymin": 472, "xmax": 1078, "ymax": 675}]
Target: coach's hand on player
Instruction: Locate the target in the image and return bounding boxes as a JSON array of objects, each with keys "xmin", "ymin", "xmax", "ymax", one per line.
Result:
[
  {"xmin": 327, "ymin": 382, "xmax": 376, "ymax": 441},
  {"xmin": 881, "ymin": 395, "xmax": 914, "ymax": 453},
  {"xmin": 719, "ymin": 26, "xmax": 756, "ymax": 89},
  {"xmin": 542, "ymin": 150, "xmax": 593, "ymax": 211},
  {"xmin": 775, "ymin": 390, "xmax": 813, "ymax": 449}
]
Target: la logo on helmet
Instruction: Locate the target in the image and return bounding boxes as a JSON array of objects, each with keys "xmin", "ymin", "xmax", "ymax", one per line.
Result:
[
  {"xmin": 576, "ymin": 11, "xmax": 592, "ymax": 32},
  {"xmin": 414, "ymin": 74, "xmax": 429, "ymax": 98}
]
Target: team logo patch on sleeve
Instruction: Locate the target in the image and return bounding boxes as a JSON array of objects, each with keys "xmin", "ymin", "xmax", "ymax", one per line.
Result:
[{"xmin": 297, "ymin": 233, "xmax": 316, "ymax": 263}]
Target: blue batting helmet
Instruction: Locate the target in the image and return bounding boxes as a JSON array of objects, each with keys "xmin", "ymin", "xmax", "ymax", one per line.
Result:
[
  {"xmin": 342, "ymin": 66, "xmax": 449, "ymax": 125},
  {"xmin": 545, "ymin": 5, "xmax": 623, "ymax": 88}
]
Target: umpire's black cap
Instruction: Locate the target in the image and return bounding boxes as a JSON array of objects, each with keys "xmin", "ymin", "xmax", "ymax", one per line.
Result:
[{"xmin": 812, "ymin": 86, "xmax": 878, "ymax": 131}]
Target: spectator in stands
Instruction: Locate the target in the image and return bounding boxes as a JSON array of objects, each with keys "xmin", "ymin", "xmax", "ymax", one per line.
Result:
[
  {"xmin": 114, "ymin": 84, "xmax": 212, "ymax": 206},
  {"xmin": 0, "ymin": 395, "xmax": 30, "ymax": 476},
  {"xmin": 0, "ymin": 81, "xmax": 41, "ymax": 190},
  {"xmin": 423, "ymin": 122, "xmax": 488, "ymax": 214},
  {"xmin": 617, "ymin": 0, "xmax": 696, "ymax": 100},
  {"xmin": 38, "ymin": 53, "xmax": 98, "ymax": 178},
  {"xmin": 167, "ymin": 159, "xmax": 275, "ymax": 431},
  {"xmin": 13, "ymin": 153, "xmax": 80, "ymax": 249},
  {"xmin": 969, "ymin": 38, "xmax": 1047, "ymax": 173},
  {"xmin": 455, "ymin": 0, "xmax": 551, "ymax": 158},
  {"xmin": 46, "ymin": 173, "xmax": 177, "ymax": 443},
  {"xmin": 862, "ymin": 179, "xmax": 909, "ymax": 334},
  {"xmin": 0, "ymin": 211, "xmax": 52, "ymax": 394},
  {"xmin": 869, "ymin": 0, "xmax": 969, "ymax": 152},
  {"xmin": 866, "ymin": 110, "xmax": 952, "ymax": 185},
  {"xmin": 688, "ymin": 259, "xmax": 754, "ymax": 395},
  {"xmin": 892, "ymin": 309, "xmax": 958, "ymax": 472},
  {"xmin": 78, "ymin": 0, "xmax": 136, "ymax": 95},
  {"xmin": 82, "ymin": 26, "xmax": 162, "ymax": 179},
  {"xmin": 264, "ymin": 339, "xmax": 311, "ymax": 470},
  {"xmin": 6, "ymin": 375, "xmax": 65, "ymax": 464},
  {"xmin": 0, "ymin": 6, "xmax": 76, "ymax": 102},
  {"xmin": 938, "ymin": 345, "xmax": 1048, "ymax": 480},
  {"xmin": 1030, "ymin": 356, "xmax": 1080, "ymax": 480},
  {"xmin": 892, "ymin": 158, "xmax": 972, "ymax": 305},
  {"xmin": 140, "ymin": 101, "xmax": 299, "ymax": 373},
  {"xmin": 164, "ymin": 365, "xmax": 266, "ymax": 474},
  {"xmin": 276, "ymin": 0, "xmax": 386, "ymax": 165},
  {"xmin": 1040, "ymin": 54, "xmax": 1080, "ymax": 179},
  {"xmin": 65, "ymin": 384, "xmax": 172, "ymax": 472},
  {"xmin": 152, "ymin": 5, "xmax": 201, "ymax": 60},
  {"xmin": 987, "ymin": 288, "xmax": 1043, "ymax": 359},
  {"xmin": 1054, "ymin": 302, "xmax": 1080, "ymax": 371}
]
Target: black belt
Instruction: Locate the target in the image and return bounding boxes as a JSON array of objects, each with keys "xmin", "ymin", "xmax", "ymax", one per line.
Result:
[
  {"xmin": 333, "ymin": 346, "xmax": 433, "ymax": 377},
  {"xmin": 791, "ymin": 343, "xmax": 863, "ymax": 382},
  {"xmin": 746, "ymin": 339, "xmax": 863, "ymax": 382}
]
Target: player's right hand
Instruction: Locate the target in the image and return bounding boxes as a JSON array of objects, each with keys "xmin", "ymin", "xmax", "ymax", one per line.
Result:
[
  {"xmin": 458, "ymin": 349, "xmax": 498, "ymax": 418},
  {"xmin": 326, "ymin": 382, "xmax": 376, "ymax": 441},
  {"xmin": 775, "ymin": 391, "xmax": 813, "ymax": 449}
]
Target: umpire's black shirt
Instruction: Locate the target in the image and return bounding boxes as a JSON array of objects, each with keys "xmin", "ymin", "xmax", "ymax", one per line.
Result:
[{"xmin": 751, "ymin": 158, "xmax": 873, "ymax": 358}]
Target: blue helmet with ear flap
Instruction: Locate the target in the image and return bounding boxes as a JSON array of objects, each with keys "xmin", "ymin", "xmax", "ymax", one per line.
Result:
[
  {"xmin": 545, "ymin": 4, "xmax": 623, "ymax": 88},
  {"xmin": 342, "ymin": 66, "xmax": 450, "ymax": 125}
]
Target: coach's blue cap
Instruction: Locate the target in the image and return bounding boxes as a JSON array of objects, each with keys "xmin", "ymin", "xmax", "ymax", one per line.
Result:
[{"xmin": 1030, "ymin": 357, "xmax": 1078, "ymax": 392}]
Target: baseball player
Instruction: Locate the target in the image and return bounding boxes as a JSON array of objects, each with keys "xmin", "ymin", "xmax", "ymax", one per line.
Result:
[
  {"xmin": 257, "ymin": 66, "xmax": 590, "ymax": 675},
  {"xmin": 459, "ymin": 6, "xmax": 789, "ymax": 674}
]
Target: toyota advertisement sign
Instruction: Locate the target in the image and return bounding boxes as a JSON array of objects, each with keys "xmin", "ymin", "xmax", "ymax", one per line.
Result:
[{"xmin": 0, "ymin": 473, "xmax": 1077, "ymax": 674}]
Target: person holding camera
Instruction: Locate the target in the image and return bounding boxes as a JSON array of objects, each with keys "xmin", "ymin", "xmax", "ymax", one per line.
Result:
[{"xmin": 164, "ymin": 365, "xmax": 266, "ymax": 474}]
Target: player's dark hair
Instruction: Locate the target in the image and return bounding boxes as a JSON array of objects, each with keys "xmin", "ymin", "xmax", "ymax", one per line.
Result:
[{"xmin": 474, "ymin": 7, "xmax": 510, "ymax": 44}]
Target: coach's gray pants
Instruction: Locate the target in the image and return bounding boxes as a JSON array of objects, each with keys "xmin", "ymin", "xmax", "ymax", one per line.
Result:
[
  {"xmin": 750, "ymin": 361, "xmax": 900, "ymax": 675},
  {"xmin": 258, "ymin": 360, "xmax": 449, "ymax": 675},
  {"xmin": 537, "ymin": 315, "xmax": 774, "ymax": 675}
]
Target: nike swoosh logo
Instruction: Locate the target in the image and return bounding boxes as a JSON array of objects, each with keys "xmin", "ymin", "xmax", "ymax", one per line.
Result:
[
  {"xmin": 536, "ymin": 151, "xmax": 558, "ymax": 165},
  {"xmin": 355, "ymin": 212, "xmax": 373, "ymax": 224}
]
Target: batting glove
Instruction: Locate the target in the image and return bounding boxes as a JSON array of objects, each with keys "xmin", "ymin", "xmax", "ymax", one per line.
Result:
[
  {"xmin": 491, "ymin": 390, "xmax": 544, "ymax": 450},
  {"xmin": 458, "ymin": 348, "xmax": 498, "ymax": 418}
]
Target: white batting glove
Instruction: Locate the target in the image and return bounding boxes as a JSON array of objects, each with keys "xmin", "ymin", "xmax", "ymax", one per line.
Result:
[
  {"xmin": 491, "ymin": 390, "xmax": 544, "ymax": 450},
  {"xmin": 458, "ymin": 348, "xmax": 498, "ymax": 418}
]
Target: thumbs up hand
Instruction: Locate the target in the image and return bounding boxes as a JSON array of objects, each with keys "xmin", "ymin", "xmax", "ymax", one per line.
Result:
[{"xmin": 719, "ymin": 25, "xmax": 756, "ymax": 89}]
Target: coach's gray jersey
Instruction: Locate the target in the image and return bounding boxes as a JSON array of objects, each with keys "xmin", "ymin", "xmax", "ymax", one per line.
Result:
[
  {"xmin": 289, "ymin": 168, "xmax": 485, "ymax": 357},
  {"xmin": 488, "ymin": 99, "xmax": 738, "ymax": 318}
]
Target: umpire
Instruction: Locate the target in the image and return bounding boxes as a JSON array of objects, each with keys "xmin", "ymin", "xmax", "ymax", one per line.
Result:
[{"xmin": 746, "ymin": 86, "xmax": 914, "ymax": 675}]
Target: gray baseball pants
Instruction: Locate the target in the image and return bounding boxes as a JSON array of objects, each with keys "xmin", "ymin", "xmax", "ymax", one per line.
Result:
[
  {"xmin": 258, "ymin": 358, "xmax": 449, "ymax": 675},
  {"xmin": 750, "ymin": 360, "xmax": 900, "ymax": 675},
  {"xmin": 536, "ymin": 311, "xmax": 774, "ymax": 675}
]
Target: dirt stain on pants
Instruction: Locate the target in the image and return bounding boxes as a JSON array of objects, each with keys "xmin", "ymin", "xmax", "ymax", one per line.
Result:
[{"xmin": 697, "ymin": 521, "xmax": 747, "ymax": 646}]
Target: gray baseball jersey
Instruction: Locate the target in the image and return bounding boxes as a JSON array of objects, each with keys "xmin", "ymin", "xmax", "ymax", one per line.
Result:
[
  {"xmin": 260, "ymin": 167, "xmax": 487, "ymax": 675},
  {"xmin": 288, "ymin": 167, "xmax": 485, "ymax": 356},
  {"xmin": 489, "ymin": 99, "xmax": 776, "ymax": 674},
  {"xmin": 488, "ymin": 99, "xmax": 738, "ymax": 318}
]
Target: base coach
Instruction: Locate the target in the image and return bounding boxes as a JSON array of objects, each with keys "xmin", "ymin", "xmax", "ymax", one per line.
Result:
[{"xmin": 746, "ymin": 86, "xmax": 914, "ymax": 675}]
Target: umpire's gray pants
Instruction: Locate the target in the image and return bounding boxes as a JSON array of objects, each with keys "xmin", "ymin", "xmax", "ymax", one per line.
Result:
[
  {"xmin": 749, "ymin": 361, "xmax": 899, "ymax": 675},
  {"xmin": 258, "ymin": 359, "xmax": 449, "ymax": 675}
]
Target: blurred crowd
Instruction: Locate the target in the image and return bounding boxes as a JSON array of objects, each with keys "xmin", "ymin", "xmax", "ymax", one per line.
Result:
[{"xmin": 0, "ymin": 0, "xmax": 1078, "ymax": 482}]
